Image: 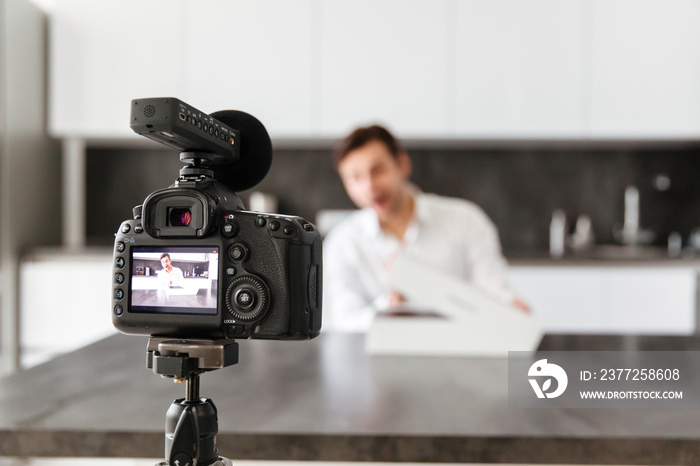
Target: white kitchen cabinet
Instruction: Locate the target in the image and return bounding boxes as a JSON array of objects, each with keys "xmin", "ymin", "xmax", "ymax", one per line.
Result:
[
  {"xmin": 184, "ymin": 0, "xmax": 317, "ymax": 137},
  {"xmin": 19, "ymin": 251, "xmax": 116, "ymax": 368},
  {"xmin": 49, "ymin": 0, "xmax": 317, "ymax": 139},
  {"xmin": 508, "ymin": 263, "xmax": 698, "ymax": 335},
  {"xmin": 49, "ymin": 0, "xmax": 183, "ymax": 137},
  {"xmin": 507, "ymin": 266, "xmax": 607, "ymax": 333},
  {"xmin": 588, "ymin": 0, "xmax": 700, "ymax": 138},
  {"xmin": 451, "ymin": 0, "xmax": 585, "ymax": 138},
  {"xmin": 48, "ymin": 0, "xmax": 700, "ymax": 139},
  {"xmin": 319, "ymin": 0, "xmax": 449, "ymax": 137}
]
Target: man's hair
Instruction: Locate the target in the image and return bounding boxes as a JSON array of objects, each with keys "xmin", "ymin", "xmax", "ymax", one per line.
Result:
[
  {"xmin": 160, "ymin": 253, "xmax": 171, "ymax": 260},
  {"xmin": 333, "ymin": 124, "xmax": 402, "ymax": 167}
]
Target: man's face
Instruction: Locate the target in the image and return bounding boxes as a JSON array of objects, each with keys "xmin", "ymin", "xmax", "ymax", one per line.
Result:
[
  {"xmin": 337, "ymin": 140, "xmax": 410, "ymax": 219},
  {"xmin": 160, "ymin": 256, "xmax": 172, "ymax": 271}
]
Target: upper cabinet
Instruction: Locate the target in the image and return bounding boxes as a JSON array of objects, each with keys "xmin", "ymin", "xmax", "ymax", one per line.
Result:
[
  {"xmin": 50, "ymin": 0, "xmax": 183, "ymax": 138},
  {"xmin": 184, "ymin": 0, "xmax": 317, "ymax": 137},
  {"xmin": 319, "ymin": 0, "xmax": 449, "ymax": 137},
  {"xmin": 452, "ymin": 0, "xmax": 584, "ymax": 138},
  {"xmin": 49, "ymin": 0, "xmax": 700, "ymax": 140},
  {"xmin": 588, "ymin": 0, "xmax": 700, "ymax": 138}
]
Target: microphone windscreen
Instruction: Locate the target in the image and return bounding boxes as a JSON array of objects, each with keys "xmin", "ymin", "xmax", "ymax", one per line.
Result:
[{"xmin": 210, "ymin": 110, "xmax": 273, "ymax": 192}]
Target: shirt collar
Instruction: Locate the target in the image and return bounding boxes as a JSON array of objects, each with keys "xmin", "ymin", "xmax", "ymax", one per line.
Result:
[
  {"xmin": 411, "ymin": 187, "xmax": 429, "ymax": 225},
  {"xmin": 363, "ymin": 208, "xmax": 382, "ymax": 236},
  {"xmin": 362, "ymin": 185, "xmax": 427, "ymax": 240}
]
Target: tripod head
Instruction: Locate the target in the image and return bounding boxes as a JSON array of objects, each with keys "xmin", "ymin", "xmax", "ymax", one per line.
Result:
[
  {"xmin": 147, "ymin": 338, "xmax": 239, "ymax": 466},
  {"xmin": 147, "ymin": 338, "xmax": 239, "ymax": 382}
]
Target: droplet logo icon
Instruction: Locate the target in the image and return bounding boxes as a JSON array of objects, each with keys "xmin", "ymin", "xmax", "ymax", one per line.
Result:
[{"xmin": 528, "ymin": 359, "xmax": 568, "ymax": 399}]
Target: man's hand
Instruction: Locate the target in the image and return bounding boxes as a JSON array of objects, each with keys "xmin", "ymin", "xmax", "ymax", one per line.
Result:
[
  {"xmin": 511, "ymin": 297, "xmax": 531, "ymax": 313},
  {"xmin": 388, "ymin": 291, "xmax": 406, "ymax": 307}
]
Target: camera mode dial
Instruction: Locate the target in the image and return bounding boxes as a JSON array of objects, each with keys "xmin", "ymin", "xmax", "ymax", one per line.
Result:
[{"xmin": 225, "ymin": 275, "xmax": 270, "ymax": 322}]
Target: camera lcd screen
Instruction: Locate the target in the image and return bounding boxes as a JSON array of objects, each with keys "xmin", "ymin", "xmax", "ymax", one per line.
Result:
[{"xmin": 129, "ymin": 246, "xmax": 219, "ymax": 315}]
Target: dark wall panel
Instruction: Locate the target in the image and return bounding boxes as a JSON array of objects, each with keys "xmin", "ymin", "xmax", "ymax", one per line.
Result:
[{"xmin": 86, "ymin": 143, "xmax": 700, "ymax": 257}]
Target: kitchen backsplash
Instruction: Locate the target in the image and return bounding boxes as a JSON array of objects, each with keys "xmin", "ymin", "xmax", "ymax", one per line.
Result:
[{"xmin": 86, "ymin": 141, "xmax": 700, "ymax": 257}]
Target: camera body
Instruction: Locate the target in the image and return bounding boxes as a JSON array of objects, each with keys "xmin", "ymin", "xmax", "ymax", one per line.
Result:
[
  {"xmin": 113, "ymin": 180, "xmax": 322, "ymax": 340},
  {"xmin": 112, "ymin": 98, "xmax": 322, "ymax": 340}
]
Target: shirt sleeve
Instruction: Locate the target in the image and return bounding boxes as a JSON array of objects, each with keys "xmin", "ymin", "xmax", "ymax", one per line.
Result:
[
  {"xmin": 322, "ymin": 229, "xmax": 380, "ymax": 333},
  {"xmin": 465, "ymin": 208, "xmax": 513, "ymax": 303}
]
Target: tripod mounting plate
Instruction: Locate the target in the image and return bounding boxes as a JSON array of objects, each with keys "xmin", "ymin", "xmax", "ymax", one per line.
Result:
[{"xmin": 147, "ymin": 338, "xmax": 239, "ymax": 379}]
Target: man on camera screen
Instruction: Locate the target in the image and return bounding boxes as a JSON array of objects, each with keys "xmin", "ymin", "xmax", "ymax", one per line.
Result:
[{"xmin": 157, "ymin": 253, "xmax": 185, "ymax": 289}]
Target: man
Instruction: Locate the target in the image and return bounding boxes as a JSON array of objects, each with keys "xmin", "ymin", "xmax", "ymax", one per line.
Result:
[
  {"xmin": 157, "ymin": 253, "xmax": 185, "ymax": 288},
  {"xmin": 323, "ymin": 125, "xmax": 526, "ymax": 332}
]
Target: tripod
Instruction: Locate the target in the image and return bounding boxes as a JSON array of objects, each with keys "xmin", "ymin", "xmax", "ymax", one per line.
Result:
[{"xmin": 147, "ymin": 337, "xmax": 240, "ymax": 466}]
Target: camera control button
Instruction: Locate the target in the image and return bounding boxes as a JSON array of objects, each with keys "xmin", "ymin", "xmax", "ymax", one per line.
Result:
[
  {"xmin": 222, "ymin": 222, "xmax": 238, "ymax": 237},
  {"xmin": 226, "ymin": 267, "xmax": 236, "ymax": 276},
  {"xmin": 269, "ymin": 220, "xmax": 280, "ymax": 231},
  {"xmin": 229, "ymin": 244, "xmax": 248, "ymax": 262},
  {"xmin": 225, "ymin": 275, "xmax": 270, "ymax": 322},
  {"xmin": 121, "ymin": 224, "xmax": 131, "ymax": 234},
  {"xmin": 256, "ymin": 217, "xmax": 266, "ymax": 227},
  {"xmin": 114, "ymin": 289, "xmax": 124, "ymax": 300},
  {"xmin": 134, "ymin": 224, "xmax": 143, "ymax": 234},
  {"xmin": 114, "ymin": 305, "xmax": 123, "ymax": 316},
  {"xmin": 283, "ymin": 225, "xmax": 294, "ymax": 235},
  {"xmin": 116, "ymin": 242, "xmax": 126, "ymax": 253},
  {"xmin": 115, "ymin": 257, "xmax": 125, "ymax": 268},
  {"xmin": 235, "ymin": 289, "xmax": 255, "ymax": 309},
  {"xmin": 115, "ymin": 273, "xmax": 124, "ymax": 285}
]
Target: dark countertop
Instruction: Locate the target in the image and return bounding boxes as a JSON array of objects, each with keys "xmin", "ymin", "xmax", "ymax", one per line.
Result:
[{"xmin": 2, "ymin": 333, "xmax": 700, "ymax": 464}]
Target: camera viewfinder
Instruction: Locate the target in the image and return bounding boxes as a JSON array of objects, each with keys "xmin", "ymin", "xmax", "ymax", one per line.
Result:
[{"xmin": 169, "ymin": 208, "xmax": 192, "ymax": 227}]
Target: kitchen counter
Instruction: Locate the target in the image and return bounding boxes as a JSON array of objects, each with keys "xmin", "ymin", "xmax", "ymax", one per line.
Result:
[
  {"xmin": 2, "ymin": 333, "xmax": 700, "ymax": 464},
  {"xmin": 507, "ymin": 244, "xmax": 700, "ymax": 267},
  {"xmin": 511, "ymin": 256, "xmax": 700, "ymax": 268}
]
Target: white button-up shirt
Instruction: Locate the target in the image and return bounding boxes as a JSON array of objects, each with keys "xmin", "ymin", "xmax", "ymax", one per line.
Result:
[{"xmin": 322, "ymin": 191, "xmax": 512, "ymax": 332}]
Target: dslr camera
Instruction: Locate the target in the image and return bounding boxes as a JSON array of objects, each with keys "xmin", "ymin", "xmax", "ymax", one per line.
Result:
[{"xmin": 112, "ymin": 98, "xmax": 322, "ymax": 340}]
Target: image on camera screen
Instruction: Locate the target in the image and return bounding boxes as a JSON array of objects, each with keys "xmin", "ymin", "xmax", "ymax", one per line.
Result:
[{"xmin": 129, "ymin": 246, "xmax": 219, "ymax": 315}]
